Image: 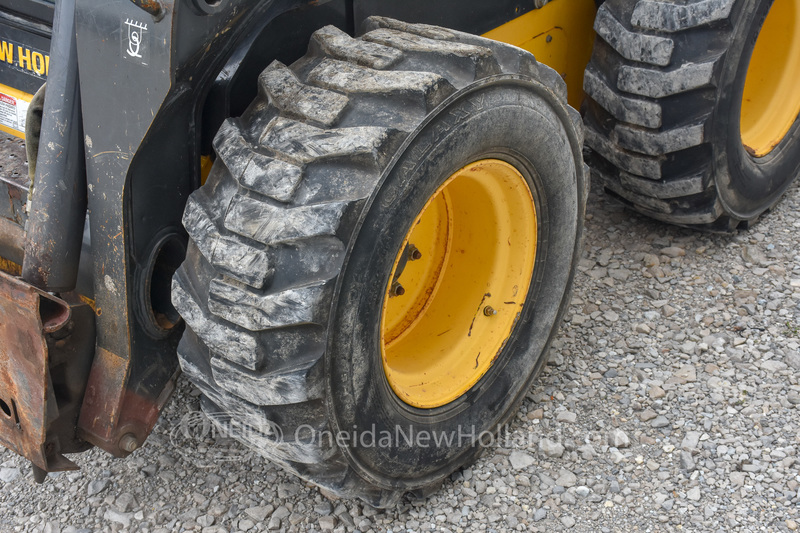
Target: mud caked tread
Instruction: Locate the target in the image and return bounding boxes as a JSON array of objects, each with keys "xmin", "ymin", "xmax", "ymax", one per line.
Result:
[
  {"xmin": 173, "ymin": 18, "xmax": 578, "ymax": 506},
  {"xmin": 583, "ymin": 0, "xmax": 786, "ymax": 230}
]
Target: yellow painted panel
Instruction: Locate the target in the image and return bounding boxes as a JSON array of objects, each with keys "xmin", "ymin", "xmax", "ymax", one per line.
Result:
[{"xmin": 483, "ymin": 0, "xmax": 597, "ymax": 108}]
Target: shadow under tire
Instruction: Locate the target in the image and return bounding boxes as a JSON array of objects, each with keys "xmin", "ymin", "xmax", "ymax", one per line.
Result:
[{"xmin": 172, "ymin": 17, "xmax": 587, "ymax": 506}]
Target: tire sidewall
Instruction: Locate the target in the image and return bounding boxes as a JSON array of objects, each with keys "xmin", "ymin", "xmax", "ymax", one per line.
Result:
[
  {"xmin": 325, "ymin": 77, "xmax": 584, "ymax": 490},
  {"xmin": 714, "ymin": 0, "xmax": 800, "ymax": 220}
]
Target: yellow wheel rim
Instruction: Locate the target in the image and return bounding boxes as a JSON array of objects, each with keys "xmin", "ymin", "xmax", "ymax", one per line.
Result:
[
  {"xmin": 380, "ymin": 159, "xmax": 537, "ymax": 409},
  {"xmin": 740, "ymin": 0, "xmax": 800, "ymax": 157}
]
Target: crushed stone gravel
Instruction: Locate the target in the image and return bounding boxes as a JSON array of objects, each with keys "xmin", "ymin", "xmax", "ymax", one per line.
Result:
[{"xmin": 1, "ymin": 134, "xmax": 799, "ymax": 532}]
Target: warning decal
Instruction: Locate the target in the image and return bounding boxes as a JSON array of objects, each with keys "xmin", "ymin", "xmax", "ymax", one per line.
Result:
[{"xmin": 0, "ymin": 91, "xmax": 29, "ymax": 133}]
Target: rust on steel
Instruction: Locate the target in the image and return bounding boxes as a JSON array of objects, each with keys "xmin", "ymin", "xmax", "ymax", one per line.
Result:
[
  {"xmin": 0, "ymin": 270, "xmax": 75, "ymax": 471},
  {"xmin": 78, "ymin": 348, "xmax": 179, "ymax": 457},
  {"xmin": 77, "ymin": 347, "xmax": 130, "ymax": 450},
  {"xmin": 129, "ymin": 0, "xmax": 163, "ymax": 18}
]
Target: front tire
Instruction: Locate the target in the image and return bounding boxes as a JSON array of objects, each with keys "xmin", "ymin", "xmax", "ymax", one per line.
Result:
[{"xmin": 173, "ymin": 17, "xmax": 586, "ymax": 506}]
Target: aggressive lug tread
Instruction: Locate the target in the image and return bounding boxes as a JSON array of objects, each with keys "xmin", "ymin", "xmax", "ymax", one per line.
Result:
[
  {"xmin": 309, "ymin": 25, "xmax": 403, "ymax": 70},
  {"xmin": 585, "ymin": 126, "xmax": 663, "ymax": 179},
  {"xmin": 362, "ymin": 28, "xmax": 501, "ymax": 80},
  {"xmin": 172, "ymin": 276, "xmax": 264, "ymax": 371},
  {"xmin": 599, "ymin": 171, "xmax": 724, "ymax": 224},
  {"xmin": 174, "ymin": 17, "xmax": 578, "ymax": 505},
  {"xmin": 594, "ymin": 4, "xmax": 674, "ymax": 66},
  {"xmin": 182, "ymin": 195, "xmax": 273, "ymax": 289},
  {"xmin": 223, "ymin": 193, "xmax": 351, "ymax": 245},
  {"xmin": 361, "ymin": 16, "xmax": 458, "ymax": 41},
  {"xmin": 583, "ymin": 0, "xmax": 787, "ymax": 229},
  {"xmin": 214, "ymin": 119, "xmax": 304, "ymax": 203},
  {"xmin": 208, "ymin": 277, "xmax": 333, "ymax": 331},
  {"xmin": 619, "ymin": 170, "xmax": 710, "ymax": 199},
  {"xmin": 616, "ymin": 60, "xmax": 717, "ymax": 98},
  {"xmin": 210, "ymin": 355, "xmax": 323, "ymax": 406},
  {"xmin": 632, "ymin": 0, "xmax": 737, "ymax": 32},
  {"xmin": 258, "ymin": 61, "xmax": 350, "ymax": 128},
  {"xmin": 307, "ymin": 59, "xmax": 456, "ymax": 111},
  {"xmin": 260, "ymin": 117, "xmax": 393, "ymax": 166},
  {"xmin": 614, "ymin": 121, "xmax": 706, "ymax": 156},
  {"xmin": 583, "ymin": 67, "xmax": 662, "ymax": 128}
]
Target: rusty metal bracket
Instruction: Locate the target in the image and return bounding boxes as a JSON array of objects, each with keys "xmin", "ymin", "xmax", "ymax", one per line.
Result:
[{"xmin": 0, "ymin": 270, "xmax": 78, "ymax": 472}]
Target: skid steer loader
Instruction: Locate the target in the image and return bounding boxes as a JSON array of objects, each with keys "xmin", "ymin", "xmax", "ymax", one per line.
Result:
[{"xmin": 0, "ymin": 0, "xmax": 797, "ymax": 507}]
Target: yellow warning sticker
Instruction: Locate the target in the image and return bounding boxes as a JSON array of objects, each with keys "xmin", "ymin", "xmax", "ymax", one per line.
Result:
[
  {"xmin": 0, "ymin": 84, "xmax": 31, "ymax": 137},
  {"xmin": 0, "ymin": 91, "xmax": 28, "ymax": 132}
]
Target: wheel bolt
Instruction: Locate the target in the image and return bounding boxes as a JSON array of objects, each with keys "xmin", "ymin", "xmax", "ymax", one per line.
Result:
[
  {"xmin": 408, "ymin": 245, "xmax": 422, "ymax": 261},
  {"xmin": 483, "ymin": 306, "xmax": 497, "ymax": 316},
  {"xmin": 392, "ymin": 282, "xmax": 405, "ymax": 296}
]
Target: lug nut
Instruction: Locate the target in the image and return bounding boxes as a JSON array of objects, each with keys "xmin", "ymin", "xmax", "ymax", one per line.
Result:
[
  {"xmin": 392, "ymin": 282, "xmax": 405, "ymax": 296},
  {"xmin": 408, "ymin": 244, "xmax": 422, "ymax": 261},
  {"xmin": 483, "ymin": 306, "xmax": 497, "ymax": 316}
]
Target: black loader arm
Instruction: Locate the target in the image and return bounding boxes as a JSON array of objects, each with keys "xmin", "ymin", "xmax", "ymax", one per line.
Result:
[{"xmin": 0, "ymin": 0, "xmax": 342, "ymax": 475}]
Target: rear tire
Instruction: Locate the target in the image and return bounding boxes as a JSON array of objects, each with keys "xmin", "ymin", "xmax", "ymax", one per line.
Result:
[
  {"xmin": 173, "ymin": 18, "xmax": 586, "ymax": 506},
  {"xmin": 584, "ymin": 0, "xmax": 800, "ymax": 230}
]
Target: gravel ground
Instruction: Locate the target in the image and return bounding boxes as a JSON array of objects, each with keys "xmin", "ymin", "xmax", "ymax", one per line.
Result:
[{"xmin": 1, "ymin": 133, "xmax": 799, "ymax": 532}]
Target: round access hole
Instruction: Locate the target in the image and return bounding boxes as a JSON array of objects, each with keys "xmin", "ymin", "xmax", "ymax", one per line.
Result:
[{"xmin": 138, "ymin": 231, "xmax": 186, "ymax": 338}]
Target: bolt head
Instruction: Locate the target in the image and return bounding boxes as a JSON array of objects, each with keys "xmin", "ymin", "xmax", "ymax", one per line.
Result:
[{"xmin": 119, "ymin": 433, "xmax": 139, "ymax": 453}]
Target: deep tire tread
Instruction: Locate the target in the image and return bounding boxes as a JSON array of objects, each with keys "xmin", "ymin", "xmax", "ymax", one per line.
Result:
[
  {"xmin": 174, "ymin": 18, "xmax": 578, "ymax": 506},
  {"xmin": 584, "ymin": 0, "xmax": 757, "ymax": 229}
]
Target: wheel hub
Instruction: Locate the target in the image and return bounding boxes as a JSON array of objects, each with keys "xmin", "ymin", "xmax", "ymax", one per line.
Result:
[
  {"xmin": 740, "ymin": 0, "xmax": 800, "ymax": 157},
  {"xmin": 380, "ymin": 159, "xmax": 538, "ymax": 409}
]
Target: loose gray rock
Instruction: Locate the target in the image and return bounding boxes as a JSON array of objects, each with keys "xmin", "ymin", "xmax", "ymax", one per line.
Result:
[
  {"xmin": 651, "ymin": 416, "xmax": 670, "ymax": 428},
  {"xmin": 556, "ymin": 410, "xmax": 578, "ymax": 423},
  {"xmin": 730, "ymin": 472, "xmax": 747, "ymax": 486},
  {"xmin": 0, "ymin": 467, "xmax": 20, "ymax": 483},
  {"xmin": 509, "ymin": 450, "xmax": 536, "ymax": 470},
  {"xmin": 86, "ymin": 479, "xmax": 109, "ymax": 497},
  {"xmin": 608, "ymin": 428, "xmax": 631, "ymax": 448},
  {"xmin": 319, "ymin": 515, "xmax": 336, "ymax": 530},
  {"xmin": 539, "ymin": 438, "xmax": 565, "ymax": 458},
  {"xmin": 639, "ymin": 409, "xmax": 658, "ymax": 422},
  {"xmin": 103, "ymin": 509, "xmax": 132, "ymax": 528},
  {"xmin": 115, "ymin": 493, "xmax": 137, "ymax": 513},
  {"xmin": 680, "ymin": 451, "xmax": 696, "ymax": 471},
  {"xmin": 742, "ymin": 245, "xmax": 768, "ymax": 265},
  {"xmin": 681, "ymin": 431, "xmax": 701, "ymax": 451},
  {"xmin": 556, "ymin": 469, "xmax": 578, "ymax": 488},
  {"xmin": 245, "ymin": 505, "xmax": 273, "ymax": 522},
  {"xmin": 660, "ymin": 246, "xmax": 685, "ymax": 258}
]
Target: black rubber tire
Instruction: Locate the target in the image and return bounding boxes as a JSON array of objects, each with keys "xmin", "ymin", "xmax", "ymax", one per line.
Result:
[
  {"xmin": 584, "ymin": 0, "xmax": 800, "ymax": 231},
  {"xmin": 172, "ymin": 17, "xmax": 587, "ymax": 506}
]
